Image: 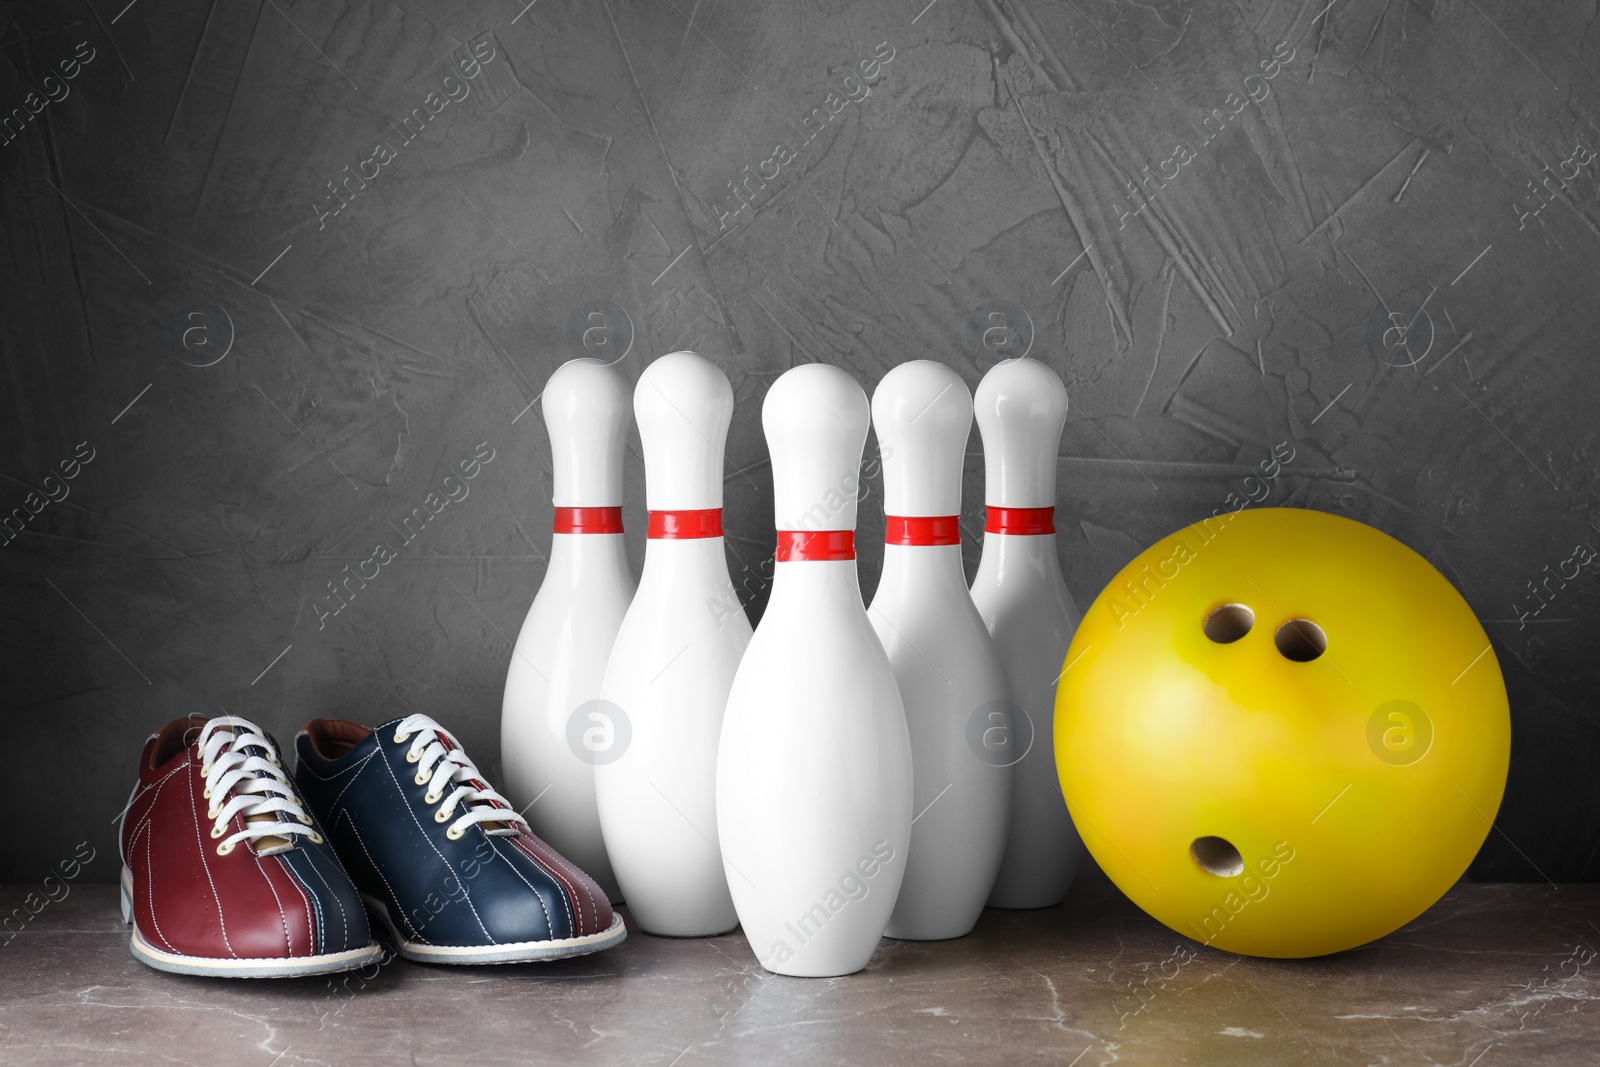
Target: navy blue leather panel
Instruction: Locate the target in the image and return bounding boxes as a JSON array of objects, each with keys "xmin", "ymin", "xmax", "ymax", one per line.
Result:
[
  {"xmin": 276, "ymin": 832, "xmax": 372, "ymax": 956},
  {"xmin": 295, "ymin": 719, "xmax": 589, "ymax": 947}
]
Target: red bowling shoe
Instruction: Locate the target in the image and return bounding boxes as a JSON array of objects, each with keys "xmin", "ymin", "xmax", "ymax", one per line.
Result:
[{"xmin": 118, "ymin": 715, "xmax": 383, "ymax": 977}]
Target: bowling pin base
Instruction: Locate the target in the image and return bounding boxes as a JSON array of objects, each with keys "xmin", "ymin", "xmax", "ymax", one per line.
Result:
[
  {"xmin": 985, "ymin": 832, "xmax": 1087, "ymax": 910},
  {"xmin": 882, "ymin": 921, "xmax": 982, "ymax": 942},
  {"xmin": 764, "ymin": 964, "xmax": 869, "ymax": 979},
  {"xmin": 629, "ymin": 918, "xmax": 740, "ymax": 939}
]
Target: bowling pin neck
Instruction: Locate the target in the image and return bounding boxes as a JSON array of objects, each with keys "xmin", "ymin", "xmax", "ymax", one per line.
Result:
[
  {"xmin": 640, "ymin": 533, "xmax": 727, "ymax": 573},
  {"xmin": 633, "ymin": 537, "xmax": 735, "ymax": 624},
  {"xmin": 544, "ymin": 531, "xmax": 631, "ymax": 588},
  {"xmin": 635, "ymin": 502, "xmax": 733, "ymax": 600},
  {"xmin": 641, "ymin": 505, "xmax": 727, "ymax": 573},
  {"xmin": 973, "ymin": 529, "xmax": 1067, "ymax": 593},
  {"xmin": 878, "ymin": 507, "xmax": 967, "ymax": 591},
  {"xmin": 877, "ymin": 542, "xmax": 969, "ymax": 598},
  {"xmin": 768, "ymin": 557, "xmax": 862, "ymax": 609}
]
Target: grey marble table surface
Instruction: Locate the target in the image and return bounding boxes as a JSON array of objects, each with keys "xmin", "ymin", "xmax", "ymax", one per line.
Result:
[{"xmin": 2, "ymin": 872, "xmax": 1595, "ymax": 1066}]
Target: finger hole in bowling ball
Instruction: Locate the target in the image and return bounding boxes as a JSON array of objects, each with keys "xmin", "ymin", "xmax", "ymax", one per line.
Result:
[
  {"xmin": 1190, "ymin": 836, "xmax": 1244, "ymax": 877},
  {"xmin": 1203, "ymin": 603, "xmax": 1254, "ymax": 644},
  {"xmin": 1274, "ymin": 618, "xmax": 1327, "ymax": 662}
]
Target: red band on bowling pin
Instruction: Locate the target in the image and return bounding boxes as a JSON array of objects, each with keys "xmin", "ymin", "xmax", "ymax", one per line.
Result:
[
  {"xmin": 985, "ymin": 505, "xmax": 1055, "ymax": 535},
  {"xmin": 775, "ymin": 530, "xmax": 855, "ymax": 562},
  {"xmin": 647, "ymin": 509, "xmax": 724, "ymax": 539},
  {"xmin": 553, "ymin": 506, "xmax": 624, "ymax": 534},
  {"xmin": 884, "ymin": 515, "xmax": 961, "ymax": 546}
]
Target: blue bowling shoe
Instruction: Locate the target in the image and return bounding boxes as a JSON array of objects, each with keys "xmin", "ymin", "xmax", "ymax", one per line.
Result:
[{"xmin": 295, "ymin": 714, "xmax": 626, "ymax": 964}]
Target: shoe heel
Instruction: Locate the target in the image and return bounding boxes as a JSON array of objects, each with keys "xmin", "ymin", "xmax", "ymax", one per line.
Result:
[{"xmin": 119, "ymin": 865, "xmax": 133, "ymax": 926}]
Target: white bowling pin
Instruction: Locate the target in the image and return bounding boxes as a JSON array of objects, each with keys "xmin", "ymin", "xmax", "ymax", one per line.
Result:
[
  {"xmin": 869, "ymin": 361, "xmax": 1012, "ymax": 941},
  {"xmin": 501, "ymin": 358, "xmax": 635, "ymax": 902},
  {"xmin": 716, "ymin": 363, "xmax": 913, "ymax": 977},
  {"xmin": 596, "ymin": 351, "xmax": 749, "ymax": 937},
  {"xmin": 969, "ymin": 358, "xmax": 1087, "ymax": 909}
]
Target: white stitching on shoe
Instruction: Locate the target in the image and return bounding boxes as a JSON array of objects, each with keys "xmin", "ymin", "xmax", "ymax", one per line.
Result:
[
  {"xmin": 126, "ymin": 762, "xmax": 186, "ymax": 820},
  {"xmin": 251, "ymin": 849, "xmax": 295, "ymax": 956},
  {"xmin": 273, "ymin": 853, "xmax": 320, "ymax": 957},
  {"xmin": 296, "ymin": 846, "xmax": 348, "ymax": 954},
  {"xmin": 504, "ymin": 836, "xmax": 579, "ymax": 934},
  {"xmin": 127, "ymin": 761, "xmax": 187, "ymax": 806},
  {"xmin": 124, "ymin": 763, "xmax": 188, "ymax": 860},
  {"xmin": 187, "ymin": 761, "xmax": 237, "ymax": 958},
  {"xmin": 127, "ymin": 812, "xmax": 154, "ymax": 853},
  {"xmin": 486, "ymin": 837, "xmax": 559, "ymax": 937},
  {"xmin": 283, "ymin": 856, "xmax": 325, "ymax": 956},
  {"xmin": 512, "ymin": 834, "xmax": 599, "ymax": 933},
  {"xmin": 339, "ymin": 809, "xmax": 430, "ymax": 945},
  {"xmin": 143, "ymin": 830, "xmax": 178, "ymax": 953},
  {"xmin": 375, "ymin": 749, "xmax": 494, "ymax": 944},
  {"xmin": 125, "ymin": 758, "xmax": 188, "ymax": 851},
  {"xmin": 324, "ymin": 747, "xmax": 381, "ymax": 812},
  {"xmin": 294, "ymin": 739, "xmax": 372, "ymax": 782}
]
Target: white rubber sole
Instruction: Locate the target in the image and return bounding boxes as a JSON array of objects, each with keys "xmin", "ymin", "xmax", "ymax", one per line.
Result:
[
  {"xmin": 362, "ymin": 893, "xmax": 627, "ymax": 964},
  {"xmin": 121, "ymin": 865, "xmax": 385, "ymax": 978}
]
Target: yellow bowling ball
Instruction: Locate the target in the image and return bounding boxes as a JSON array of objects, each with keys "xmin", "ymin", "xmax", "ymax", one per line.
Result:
[{"xmin": 1056, "ymin": 507, "xmax": 1510, "ymax": 958}]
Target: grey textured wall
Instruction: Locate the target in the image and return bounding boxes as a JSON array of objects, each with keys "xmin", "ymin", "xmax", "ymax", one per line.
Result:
[{"xmin": 2, "ymin": 0, "xmax": 1596, "ymax": 884}]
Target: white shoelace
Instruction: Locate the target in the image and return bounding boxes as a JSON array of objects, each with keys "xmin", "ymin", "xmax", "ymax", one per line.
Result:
[
  {"xmin": 199, "ymin": 716, "xmax": 317, "ymax": 856},
  {"xmin": 390, "ymin": 714, "xmax": 529, "ymax": 839}
]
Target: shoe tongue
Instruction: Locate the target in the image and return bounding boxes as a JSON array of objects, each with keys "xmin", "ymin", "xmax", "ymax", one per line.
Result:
[
  {"xmin": 238, "ymin": 734, "xmax": 275, "ymax": 760},
  {"xmin": 463, "ymin": 781, "xmax": 517, "ymax": 834},
  {"xmin": 222, "ymin": 733, "xmax": 297, "ymax": 854},
  {"xmin": 247, "ymin": 811, "xmax": 293, "ymax": 855},
  {"xmin": 478, "ymin": 804, "xmax": 513, "ymax": 834}
]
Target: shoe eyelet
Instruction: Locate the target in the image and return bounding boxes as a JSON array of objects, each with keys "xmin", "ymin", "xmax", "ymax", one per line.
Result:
[
  {"xmin": 202, "ymin": 786, "xmax": 212, "ymax": 800},
  {"xmin": 307, "ymin": 831, "xmax": 324, "ymax": 845},
  {"xmin": 199, "ymin": 765, "xmax": 211, "ymax": 779},
  {"xmin": 405, "ymin": 750, "xmax": 421, "ymax": 764},
  {"xmin": 434, "ymin": 807, "xmax": 450, "ymax": 823},
  {"xmin": 414, "ymin": 772, "xmax": 430, "ymax": 787},
  {"xmin": 393, "ymin": 730, "xmax": 410, "ymax": 745},
  {"xmin": 206, "ymin": 806, "xmax": 219, "ymax": 820},
  {"xmin": 210, "ymin": 825, "xmax": 225, "ymax": 839},
  {"xmin": 424, "ymin": 790, "xmax": 442, "ymax": 805},
  {"xmin": 297, "ymin": 813, "xmax": 314, "ymax": 826},
  {"xmin": 216, "ymin": 840, "xmax": 235, "ymax": 856},
  {"xmin": 445, "ymin": 825, "xmax": 465, "ymax": 841}
]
